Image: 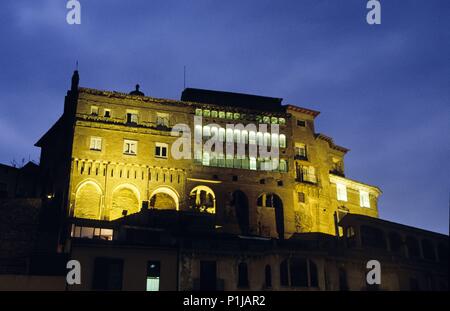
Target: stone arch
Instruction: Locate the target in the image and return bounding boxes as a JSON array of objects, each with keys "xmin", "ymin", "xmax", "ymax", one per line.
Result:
[
  {"xmin": 189, "ymin": 185, "xmax": 216, "ymax": 213},
  {"xmin": 110, "ymin": 184, "xmax": 140, "ymax": 220},
  {"xmin": 74, "ymin": 180, "xmax": 103, "ymax": 219},
  {"xmin": 149, "ymin": 186, "xmax": 180, "ymax": 210}
]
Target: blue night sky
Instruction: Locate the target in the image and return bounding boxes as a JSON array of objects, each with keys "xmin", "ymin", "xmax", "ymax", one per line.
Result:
[{"xmin": 0, "ymin": 1, "xmax": 448, "ymax": 234}]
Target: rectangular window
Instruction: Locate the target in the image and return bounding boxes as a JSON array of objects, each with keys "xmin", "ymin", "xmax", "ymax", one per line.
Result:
[
  {"xmin": 146, "ymin": 261, "xmax": 160, "ymax": 291},
  {"xmin": 297, "ymin": 119, "xmax": 306, "ymax": 127},
  {"xmin": 104, "ymin": 109, "xmax": 111, "ymax": 118},
  {"xmin": 126, "ymin": 111, "xmax": 138, "ymax": 124},
  {"xmin": 91, "ymin": 106, "xmax": 99, "ymax": 116},
  {"xmin": 295, "ymin": 143, "xmax": 307, "ymax": 159},
  {"xmin": 336, "ymin": 183, "xmax": 347, "ymax": 201},
  {"xmin": 249, "ymin": 157, "xmax": 257, "ymax": 170},
  {"xmin": 195, "ymin": 108, "xmax": 203, "ymax": 116},
  {"xmin": 155, "ymin": 143, "xmax": 168, "ymax": 158},
  {"xmin": 360, "ymin": 190, "xmax": 370, "ymax": 208},
  {"xmin": 279, "ymin": 134, "xmax": 286, "ymax": 148},
  {"xmin": 156, "ymin": 113, "xmax": 169, "ymax": 127},
  {"xmin": 123, "ymin": 139, "xmax": 137, "ymax": 155},
  {"xmin": 90, "ymin": 137, "xmax": 102, "ymax": 151},
  {"xmin": 279, "ymin": 159, "xmax": 287, "ymax": 172}
]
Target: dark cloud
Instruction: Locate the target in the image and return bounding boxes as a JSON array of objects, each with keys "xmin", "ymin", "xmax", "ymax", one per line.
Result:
[{"xmin": 0, "ymin": 0, "xmax": 448, "ymax": 233}]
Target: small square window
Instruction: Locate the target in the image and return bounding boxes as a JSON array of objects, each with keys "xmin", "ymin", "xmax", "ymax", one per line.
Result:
[
  {"xmin": 156, "ymin": 113, "xmax": 169, "ymax": 127},
  {"xmin": 219, "ymin": 111, "xmax": 226, "ymax": 119},
  {"xmin": 195, "ymin": 108, "xmax": 203, "ymax": 116},
  {"xmin": 203, "ymin": 110, "xmax": 211, "ymax": 117},
  {"xmin": 279, "ymin": 118, "xmax": 286, "ymax": 125},
  {"xmin": 91, "ymin": 106, "xmax": 99, "ymax": 116},
  {"xmin": 155, "ymin": 143, "xmax": 168, "ymax": 158},
  {"xmin": 226, "ymin": 112, "xmax": 233, "ymax": 120},
  {"xmin": 90, "ymin": 137, "xmax": 102, "ymax": 151},
  {"xmin": 126, "ymin": 111, "xmax": 138, "ymax": 124},
  {"xmin": 297, "ymin": 119, "xmax": 306, "ymax": 127},
  {"xmin": 211, "ymin": 110, "xmax": 218, "ymax": 118},
  {"xmin": 104, "ymin": 109, "xmax": 111, "ymax": 118},
  {"xmin": 123, "ymin": 139, "xmax": 138, "ymax": 155},
  {"xmin": 263, "ymin": 116, "xmax": 270, "ymax": 124}
]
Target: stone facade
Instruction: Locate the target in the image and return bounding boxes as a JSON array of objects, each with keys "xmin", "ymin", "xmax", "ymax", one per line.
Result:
[{"xmin": 40, "ymin": 76, "xmax": 381, "ymax": 241}]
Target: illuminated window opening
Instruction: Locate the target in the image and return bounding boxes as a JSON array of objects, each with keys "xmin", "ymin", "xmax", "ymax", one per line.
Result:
[
  {"xmin": 91, "ymin": 106, "xmax": 99, "ymax": 116},
  {"xmin": 156, "ymin": 112, "xmax": 169, "ymax": 127},
  {"xmin": 359, "ymin": 190, "xmax": 370, "ymax": 208},
  {"xmin": 123, "ymin": 139, "xmax": 137, "ymax": 155},
  {"xmin": 155, "ymin": 142, "xmax": 168, "ymax": 158},
  {"xmin": 146, "ymin": 261, "xmax": 160, "ymax": 291},
  {"xmin": 279, "ymin": 134, "xmax": 286, "ymax": 148},
  {"xmin": 126, "ymin": 111, "xmax": 138, "ymax": 124},
  {"xmin": 90, "ymin": 137, "xmax": 102, "ymax": 151},
  {"xmin": 336, "ymin": 183, "xmax": 347, "ymax": 201}
]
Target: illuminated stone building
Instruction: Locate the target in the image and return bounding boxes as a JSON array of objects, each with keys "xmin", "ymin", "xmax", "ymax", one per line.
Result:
[
  {"xmin": 37, "ymin": 71, "xmax": 380, "ymax": 238},
  {"xmin": 0, "ymin": 71, "xmax": 446, "ymax": 291}
]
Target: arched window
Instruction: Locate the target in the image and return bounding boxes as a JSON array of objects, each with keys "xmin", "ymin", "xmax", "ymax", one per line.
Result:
[
  {"xmin": 110, "ymin": 185, "xmax": 140, "ymax": 220},
  {"xmin": 149, "ymin": 187, "xmax": 179, "ymax": 210},
  {"xmin": 271, "ymin": 133, "xmax": 278, "ymax": 147},
  {"xmin": 189, "ymin": 186, "xmax": 216, "ymax": 213},
  {"xmin": 264, "ymin": 265, "xmax": 272, "ymax": 288},
  {"xmin": 279, "ymin": 134, "xmax": 286, "ymax": 148},
  {"xmin": 238, "ymin": 263, "xmax": 249, "ymax": 288},
  {"xmin": 290, "ymin": 258, "xmax": 308, "ymax": 287},
  {"xmin": 74, "ymin": 181, "xmax": 102, "ymax": 219}
]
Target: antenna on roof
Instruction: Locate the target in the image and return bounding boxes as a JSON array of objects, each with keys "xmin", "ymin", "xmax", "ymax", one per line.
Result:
[{"xmin": 76, "ymin": 60, "xmax": 79, "ymax": 71}]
